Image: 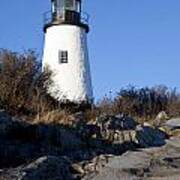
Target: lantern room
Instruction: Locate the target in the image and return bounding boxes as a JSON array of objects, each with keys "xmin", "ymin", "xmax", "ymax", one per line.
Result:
[
  {"xmin": 51, "ymin": 0, "xmax": 81, "ymax": 15},
  {"xmin": 44, "ymin": 0, "xmax": 89, "ymax": 33}
]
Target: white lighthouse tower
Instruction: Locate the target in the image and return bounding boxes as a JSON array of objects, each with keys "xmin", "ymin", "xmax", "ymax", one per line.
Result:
[{"xmin": 42, "ymin": 0, "xmax": 93, "ymax": 103}]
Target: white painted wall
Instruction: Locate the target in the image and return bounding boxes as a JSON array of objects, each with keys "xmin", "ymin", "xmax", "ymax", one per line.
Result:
[{"xmin": 42, "ymin": 25, "xmax": 93, "ymax": 103}]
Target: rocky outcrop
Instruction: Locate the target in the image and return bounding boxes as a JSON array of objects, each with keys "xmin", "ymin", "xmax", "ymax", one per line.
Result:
[
  {"xmin": 1, "ymin": 138, "xmax": 180, "ymax": 180},
  {"xmin": 165, "ymin": 118, "xmax": 180, "ymax": 129},
  {"xmin": 135, "ymin": 124, "xmax": 167, "ymax": 147},
  {"xmin": 160, "ymin": 117, "xmax": 180, "ymax": 138},
  {"xmin": 81, "ymin": 115, "xmax": 167, "ymax": 148},
  {"xmin": 155, "ymin": 111, "xmax": 169, "ymax": 126},
  {"xmin": 0, "ymin": 111, "xmax": 172, "ymax": 179},
  {"xmin": 0, "ymin": 156, "xmax": 73, "ymax": 180},
  {"xmin": 83, "ymin": 138, "xmax": 180, "ymax": 180},
  {"xmin": 0, "ymin": 110, "xmax": 84, "ymax": 168},
  {"xmin": 96, "ymin": 114, "xmax": 138, "ymax": 131}
]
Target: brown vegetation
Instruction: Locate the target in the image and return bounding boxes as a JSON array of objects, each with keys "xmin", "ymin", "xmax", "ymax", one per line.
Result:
[
  {"xmin": 96, "ymin": 85, "xmax": 180, "ymax": 123},
  {"xmin": 0, "ymin": 49, "xmax": 57, "ymax": 120},
  {"xmin": 0, "ymin": 49, "xmax": 180, "ymax": 124},
  {"xmin": 33, "ymin": 110, "xmax": 75, "ymax": 125},
  {"xmin": 0, "ymin": 50, "xmax": 92, "ymax": 124}
]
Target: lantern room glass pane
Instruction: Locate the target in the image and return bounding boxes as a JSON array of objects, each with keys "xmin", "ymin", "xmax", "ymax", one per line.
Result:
[
  {"xmin": 75, "ymin": 1, "xmax": 80, "ymax": 12},
  {"xmin": 52, "ymin": 1, "xmax": 55, "ymax": 13},
  {"xmin": 52, "ymin": 0, "xmax": 65, "ymax": 18},
  {"xmin": 65, "ymin": 0, "xmax": 75, "ymax": 11},
  {"xmin": 52, "ymin": 0, "xmax": 81, "ymax": 14},
  {"xmin": 56, "ymin": 0, "xmax": 64, "ymax": 11}
]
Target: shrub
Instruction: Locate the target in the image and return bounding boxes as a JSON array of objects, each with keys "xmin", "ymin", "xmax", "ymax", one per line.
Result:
[
  {"xmin": 0, "ymin": 49, "xmax": 57, "ymax": 119},
  {"xmin": 115, "ymin": 85, "xmax": 169, "ymax": 118},
  {"xmin": 166, "ymin": 88, "xmax": 180, "ymax": 117},
  {"xmin": 96, "ymin": 95, "xmax": 115, "ymax": 115},
  {"xmin": 96, "ymin": 85, "xmax": 180, "ymax": 122}
]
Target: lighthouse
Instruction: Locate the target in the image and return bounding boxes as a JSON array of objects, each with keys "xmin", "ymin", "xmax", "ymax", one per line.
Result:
[{"xmin": 42, "ymin": 0, "xmax": 93, "ymax": 103}]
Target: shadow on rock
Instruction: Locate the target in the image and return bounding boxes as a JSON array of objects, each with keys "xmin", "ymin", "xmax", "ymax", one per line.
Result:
[{"xmin": 0, "ymin": 111, "xmax": 168, "ymax": 179}]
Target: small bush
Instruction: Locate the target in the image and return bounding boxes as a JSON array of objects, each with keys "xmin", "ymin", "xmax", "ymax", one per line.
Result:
[
  {"xmin": 96, "ymin": 95, "xmax": 115, "ymax": 115},
  {"xmin": 0, "ymin": 49, "xmax": 57, "ymax": 119},
  {"xmin": 115, "ymin": 85, "xmax": 169, "ymax": 118},
  {"xmin": 96, "ymin": 85, "xmax": 180, "ymax": 122}
]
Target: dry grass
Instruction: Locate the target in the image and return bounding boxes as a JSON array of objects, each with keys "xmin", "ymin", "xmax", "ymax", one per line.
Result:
[
  {"xmin": 84, "ymin": 107, "xmax": 100, "ymax": 123},
  {"xmin": 33, "ymin": 110, "xmax": 75, "ymax": 125},
  {"xmin": 95, "ymin": 86, "xmax": 180, "ymax": 123}
]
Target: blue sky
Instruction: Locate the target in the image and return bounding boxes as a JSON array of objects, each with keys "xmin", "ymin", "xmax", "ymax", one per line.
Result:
[{"xmin": 0, "ymin": 1, "xmax": 180, "ymax": 100}]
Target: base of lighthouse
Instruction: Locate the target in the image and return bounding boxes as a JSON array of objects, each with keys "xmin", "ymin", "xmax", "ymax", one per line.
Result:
[{"xmin": 42, "ymin": 25, "xmax": 93, "ymax": 103}]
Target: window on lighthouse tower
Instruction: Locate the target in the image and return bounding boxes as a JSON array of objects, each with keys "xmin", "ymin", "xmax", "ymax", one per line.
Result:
[{"xmin": 59, "ymin": 50, "xmax": 68, "ymax": 63}]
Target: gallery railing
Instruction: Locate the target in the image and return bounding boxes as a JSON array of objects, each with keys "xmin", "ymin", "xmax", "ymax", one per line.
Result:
[{"xmin": 43, "ymin": 9, "xmax": 89, "ymax": 26}]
